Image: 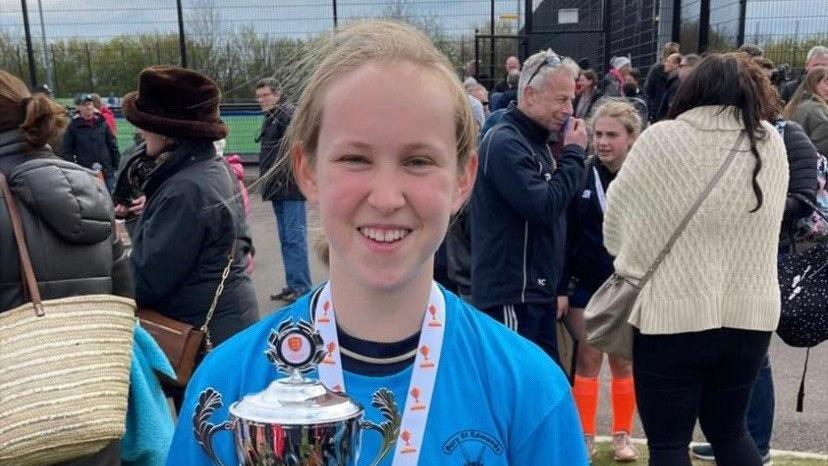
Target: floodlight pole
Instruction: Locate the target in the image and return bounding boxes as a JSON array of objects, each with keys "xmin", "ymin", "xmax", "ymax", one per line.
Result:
[
  {"xmin": 20, "ymin": 0, "xmax": 38, "ymax": 87},
  {"xmin": 176, "ymin": 0, "xmax": 188, "ymax": 68}
]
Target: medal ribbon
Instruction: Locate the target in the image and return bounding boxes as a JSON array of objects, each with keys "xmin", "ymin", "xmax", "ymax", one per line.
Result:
[
  {"xmin": 594, "ymin": 166, "xmax": 607, "ymax": 213},
  {"xmin": 314, "ymin": 281, "xmax": 446, "ymax": 466}
]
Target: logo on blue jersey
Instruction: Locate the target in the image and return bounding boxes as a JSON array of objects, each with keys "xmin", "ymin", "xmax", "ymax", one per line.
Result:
[{"xmin": 442, "ymin": 429, "xmax": 504, "ymax": 465}]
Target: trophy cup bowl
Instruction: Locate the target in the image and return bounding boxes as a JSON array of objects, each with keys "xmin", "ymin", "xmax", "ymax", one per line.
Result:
[{"xmin": 193, "ymin": 319, "xmax": 400, "ymax": 466}]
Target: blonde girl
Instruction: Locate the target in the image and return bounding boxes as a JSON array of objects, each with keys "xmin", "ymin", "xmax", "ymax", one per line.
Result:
[
  {"xmin": 561, "ymin": 100, "xmax": 641, "ymax": 462},
  {"xmin": 166, "ymin": 20, "xmax": 587, "ymax": 466}
]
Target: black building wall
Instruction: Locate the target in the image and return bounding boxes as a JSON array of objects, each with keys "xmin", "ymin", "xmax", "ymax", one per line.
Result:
[{"xmin": 529, "ymin": 0, "xmax": 659, "ymax": 77}]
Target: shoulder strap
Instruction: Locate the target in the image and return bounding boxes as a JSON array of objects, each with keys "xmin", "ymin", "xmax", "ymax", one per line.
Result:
[
  {"xmin": 639, "ymin": 131, "xmax": 747, "ymax": 286},
  {"xmin": 790, "ymin": 192, "xmax": 828, "ymax": 223},
  {"xmin": 200, "ymin": 160, "xmax": 241, "ymax": 349},
  {"xmin": 199, "ymin": 245, "xmax": 235, "ymax": 350},
  {"xmin": 0, "ymin": 173, "xmax": 44, "ymax": 316}
]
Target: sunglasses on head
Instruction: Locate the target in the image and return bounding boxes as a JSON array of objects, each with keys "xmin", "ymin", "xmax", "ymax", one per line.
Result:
[{"xmin": 527, "ymin": 52, "xmax": 563, "ymax": 87}]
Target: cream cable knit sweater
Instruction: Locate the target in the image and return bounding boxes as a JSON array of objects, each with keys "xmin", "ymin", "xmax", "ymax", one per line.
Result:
[{"xmin": 603, "ymin": 106, "xmax": 789, "ymax": 335}]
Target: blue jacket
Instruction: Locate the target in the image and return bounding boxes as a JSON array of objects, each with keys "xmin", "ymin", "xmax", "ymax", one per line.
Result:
[{"xmin": 470, "ymin": 107, "xmax": 586, "ymax": 309}]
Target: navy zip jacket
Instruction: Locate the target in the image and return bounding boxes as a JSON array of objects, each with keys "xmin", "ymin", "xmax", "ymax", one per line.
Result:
[
  {"xmin": 566, "ymin": 158, "xmax": 616, "ymax": 293},
  {"xmin": 470, "ymin": 107, "xmax": 586, "ymax": 309}
]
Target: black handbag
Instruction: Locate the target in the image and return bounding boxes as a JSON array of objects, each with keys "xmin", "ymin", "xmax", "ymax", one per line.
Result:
[
  {"xmin": 776, "ymin": 194, "xmax": 828, "ymax": 411},
  {"xmin": 777, "ymin": 195, "xmax": 828, "ymax": 349}
]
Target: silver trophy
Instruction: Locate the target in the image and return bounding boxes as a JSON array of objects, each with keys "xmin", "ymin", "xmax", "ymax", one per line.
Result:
[{"xmin": 194, "ymin": 318, "xmax": 401, "ymax": 466}]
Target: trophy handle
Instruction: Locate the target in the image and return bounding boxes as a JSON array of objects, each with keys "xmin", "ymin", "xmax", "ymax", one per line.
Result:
[
  {"xmin": 193, "ymin": 387, "xmax": 236, "ymax": 466},
  {"xmin": 360, "ymin": 388, "xmax": 402, "ymax": 466}
]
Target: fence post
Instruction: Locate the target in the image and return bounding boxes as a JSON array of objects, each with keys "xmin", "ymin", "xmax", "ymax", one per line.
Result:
[
  {"xmin": 85, "ymin": 43, "xmax": 94, "ymax": 92},
  {"xmin": 671, "ymin": 0, "xmax": 681, "ymax": 42},
  {"xmin": 176, "ymin": 0, "xmax": 188, "ymax": 68},
  {"xmin": 332, "ymin": 0, "xmax": 338, "ymax": 28},
  {"xmin": 736, "ymin": 0, "xmax": 747, "ymax": 46},
  {"xmin": 603, "ymin": 0, "xmax": 612, "ymax": 76},
  {"xmin": 36, "ymin": 0, "xmax": 53, "ymax": 89},
  {"xmin": 489, "ymin": 0, "xmax": 497, "ymax": 87},
  {"xmin": 50, "ymin": 45, "xmax": 59, "ymax": 95},
  {"xmin": 20, "ymin": 0, "xmax": 38, "ymax": 88},
  {"xmin": 698, "ymin": 0, "xmax": 710, "ymax": 52},
  {"xmin": 474, "ymin": 29, "xmax": 480, "ymax": 81},
  {"xmin": 523, "ymin": 0, "xmax": 532, "ymax": 58}
]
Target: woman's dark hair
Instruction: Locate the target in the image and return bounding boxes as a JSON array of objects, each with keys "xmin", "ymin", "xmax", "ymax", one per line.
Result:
[
  {"xmin": 580, "ymin": 69, "xmax": 598, "ymax": 87},
  {"xmin": 667, "ymin": 53, "xmax": 771, "ymax": 212},
  {"xmin": 0, "ymin": 69, "xmax": 67, "ymax": 147}
]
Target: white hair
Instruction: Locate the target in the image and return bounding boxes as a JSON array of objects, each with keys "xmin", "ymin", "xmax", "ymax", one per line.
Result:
[
  {"xmin": 807, "ymin": 46, "xmax": 828, "ymax": 62},
  {"xmin": 517, "ymin": 49, "xmax": 579, "ymax": 103}
]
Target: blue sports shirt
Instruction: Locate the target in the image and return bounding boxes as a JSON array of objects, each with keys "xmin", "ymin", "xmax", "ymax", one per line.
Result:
[{"xmin": 165, "ymin": 286, "xmax": 588, "ymax": 465}]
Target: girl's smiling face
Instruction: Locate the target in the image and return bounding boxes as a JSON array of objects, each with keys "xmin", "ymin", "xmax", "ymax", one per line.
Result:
[
  {"xmin": 294, "ymin": 61, "xmax": 477, "ymax": 292},
  {"xmin": 593, "ymin": 116, "xmax": 634, "ymax": 171}
]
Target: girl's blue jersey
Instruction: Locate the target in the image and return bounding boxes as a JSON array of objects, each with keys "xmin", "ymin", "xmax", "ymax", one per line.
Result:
[{"xmin": 166, "ymin": 287, "xmax": 588, "ymax": 466}]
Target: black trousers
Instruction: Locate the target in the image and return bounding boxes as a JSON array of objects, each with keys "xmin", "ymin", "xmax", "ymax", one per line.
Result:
[
  {"xmin": 633, "ymin": 327, "xmax": 771, "ymax": 466},
  {"xmin": 481, "ymin": 302, "xmax": 559, "ymax": 364}
]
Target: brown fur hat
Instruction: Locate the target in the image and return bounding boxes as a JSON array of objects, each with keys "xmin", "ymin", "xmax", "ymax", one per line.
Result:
[{"xmin": 122, "ymin": 66, "xmax": 227, "ymax": 141}]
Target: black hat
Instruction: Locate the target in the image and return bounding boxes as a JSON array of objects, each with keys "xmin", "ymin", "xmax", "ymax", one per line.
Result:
[{"xmin": 122, "ymin": 66, "xmax": 228, "ymax": 141}]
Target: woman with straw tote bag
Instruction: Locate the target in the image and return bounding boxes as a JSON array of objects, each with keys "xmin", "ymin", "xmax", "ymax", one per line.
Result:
[
  {"xmin": 0, "ymin": 69, "xmax": 135, "ymax": 466},
  {"xmin": 0, "ymin": 172, "xmax": 135, "ymax": 465}
]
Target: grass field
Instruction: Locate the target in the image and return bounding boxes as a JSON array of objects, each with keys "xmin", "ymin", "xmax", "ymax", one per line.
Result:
[
  {"xmin": 592, "ymin": 442, "xmax": 828, "ymax": 466},
  {"xmin": 114, "ymin": 114, "xmax": 263, "ymax": 156}
]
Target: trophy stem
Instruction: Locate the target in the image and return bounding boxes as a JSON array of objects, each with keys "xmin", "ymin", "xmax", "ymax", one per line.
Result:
[{"xmin": 286, "ymin": 368, "xmax": 306, "ymax": 384}]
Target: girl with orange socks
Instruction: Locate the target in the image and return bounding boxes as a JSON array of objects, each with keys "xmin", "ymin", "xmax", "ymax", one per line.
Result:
[{"xmin": 559, "ymin": 100, "xmax": 641, "ymax": 462}]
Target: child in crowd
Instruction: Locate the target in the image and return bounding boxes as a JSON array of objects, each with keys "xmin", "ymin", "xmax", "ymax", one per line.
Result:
[
  {"xmin": 165, "ymin": 20, "xmax": 587, "ymax": 466},
  {"xmin": 562, "ymin": 100, "xmax": 642, "ymax": 462}
]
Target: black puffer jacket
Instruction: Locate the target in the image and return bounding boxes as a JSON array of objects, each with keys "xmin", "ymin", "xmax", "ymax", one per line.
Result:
[
  {"xmin": 778, "ymin": 119, "xmax": 818, "ymax": 227},
  {"xmin": 644, "ymin": 63, "xmax": 669, "ymax": 122},
  {"xmin": 130, "ymin": 140, "xmax": 258, "ymax": 345},
  {"xmin": 0, "ymin": 129, "xmax": 133, "ymax": 312}
]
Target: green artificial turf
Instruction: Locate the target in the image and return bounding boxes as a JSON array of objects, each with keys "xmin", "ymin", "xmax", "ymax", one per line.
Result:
[{"xmin": 114, "ymin": 114, "xmax": 264, "ymax": 156}]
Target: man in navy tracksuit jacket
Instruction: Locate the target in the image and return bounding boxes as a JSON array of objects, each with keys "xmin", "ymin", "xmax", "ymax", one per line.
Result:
[{"xmin": 470, "ymin": 50, "xmax": 587, "ymax": 363}]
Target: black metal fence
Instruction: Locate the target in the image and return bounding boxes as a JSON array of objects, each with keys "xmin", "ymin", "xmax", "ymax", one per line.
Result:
[
  {"xmin": 1, "ymin": 0, "xmax": 528, "ymax": 102},
  {"xmin": 669, "ymin": 0, "xmax": 827, "ymax": 76},
  {"xmin": 3, "ymin": 0, "xmax": 823, "ymax": 157}
]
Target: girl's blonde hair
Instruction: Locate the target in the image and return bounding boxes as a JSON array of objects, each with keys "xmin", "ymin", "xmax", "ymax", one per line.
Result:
[
  {"xmin": 588, "ymin": 99, "xmax": 642, "ymax": 139},
  {"xmin": 281, "ymin": 20, "xmax": 477, "ymax": 170},
  {"xmin": 0, "ymin": 69, "xmax": 67, "ymax": 148},
  {"xmin": 263, "ymin": 20, "xmax": 479, "ymax": 266},
  {"xmin": 783, "ymin": 67, "xmax": 828, "ymax": 120}
]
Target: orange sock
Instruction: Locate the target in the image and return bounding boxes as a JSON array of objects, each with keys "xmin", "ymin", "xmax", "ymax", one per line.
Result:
[
  {"xmin": 573, "ymin": 375, "xmax": 599, "ymax": 436},
  {"xmin": 611, "ymin": 376, "xmax": 636, "ymax": 434}
]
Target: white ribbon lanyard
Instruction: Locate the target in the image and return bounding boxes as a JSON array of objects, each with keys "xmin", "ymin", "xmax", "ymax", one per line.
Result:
[
  {"xmin": 593, "ymin": 166, "xmax": 607, "ymax": 213},
  {"xmin": 314, "ymin": 281, "xmax": 446, "ymax": 466}
]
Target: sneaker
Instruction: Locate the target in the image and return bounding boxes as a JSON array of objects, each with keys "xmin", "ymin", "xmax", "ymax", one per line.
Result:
[
  {"xmin": 281, "ymin": 290, "xmax": 302, "ymax": 303},
  {"xmin": 612, "ymin": 432, "xmax": 639, "ymax": 462},
  {"xmin": 691, "ymin": 444, "xmax": 772, "ymax": 465},
  {"xmin": 690, "ymin": 444, "xmax": 715, "ymax": 462},
  {"xmin": 270, "ymin": 287, "xmax": 293, "ymax": 301}
]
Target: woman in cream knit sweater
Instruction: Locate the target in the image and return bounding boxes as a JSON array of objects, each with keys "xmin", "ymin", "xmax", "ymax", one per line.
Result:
[{"xmin": 603, "ymin": 54, "xmax": 788, "ymax": 465}]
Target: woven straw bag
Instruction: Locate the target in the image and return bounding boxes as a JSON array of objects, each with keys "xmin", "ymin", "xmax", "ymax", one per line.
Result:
[{"xmin": 0, "ymin": 174, "xmax": 135, "ymax": 465}]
